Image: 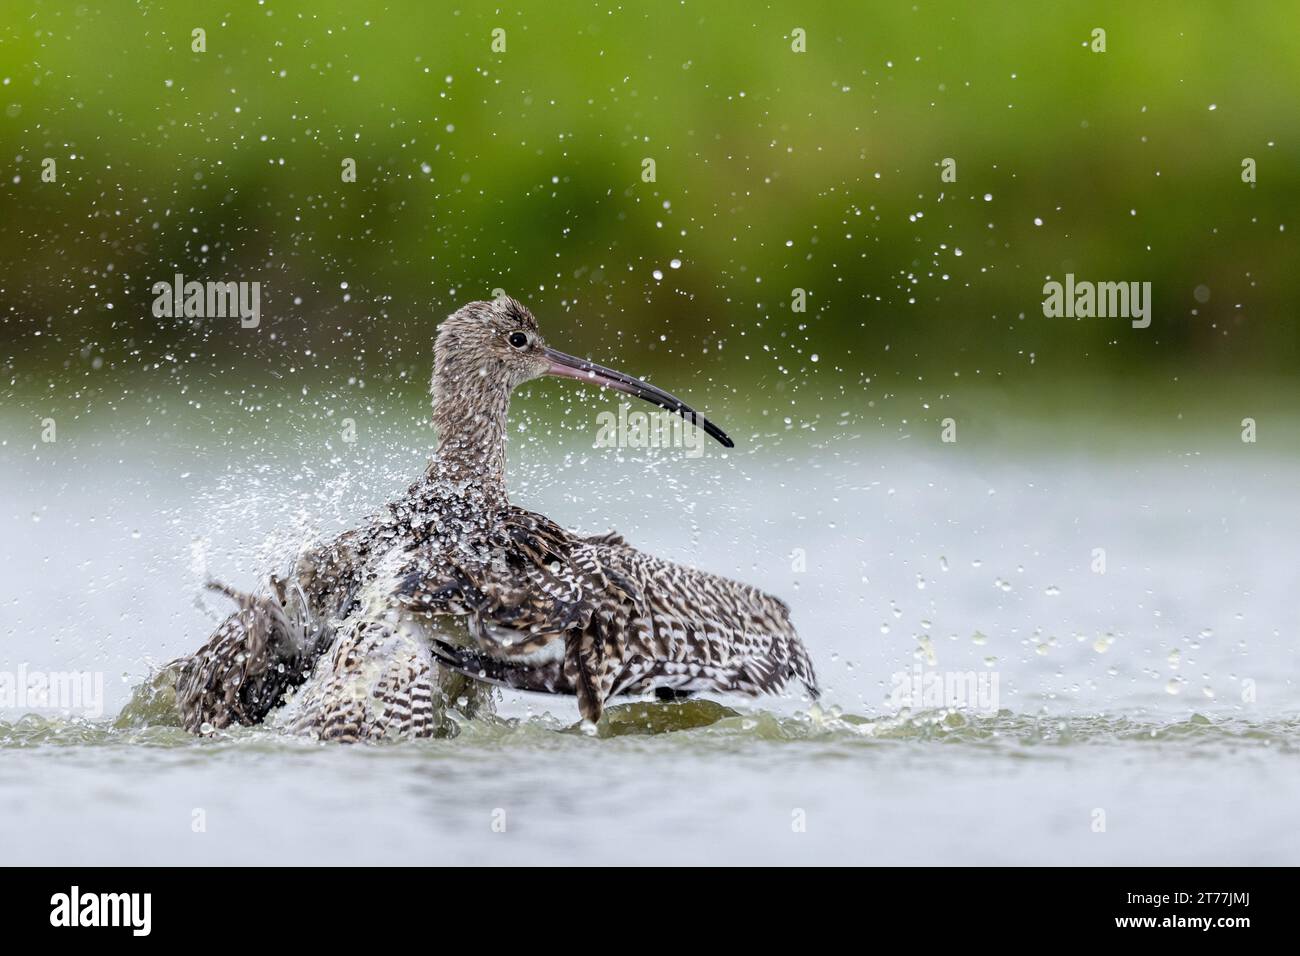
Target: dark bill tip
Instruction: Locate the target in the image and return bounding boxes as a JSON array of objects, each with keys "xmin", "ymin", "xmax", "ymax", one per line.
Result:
[{"xmin": 541, "ymin": 346, "xmax": 734, "ymax": 449}]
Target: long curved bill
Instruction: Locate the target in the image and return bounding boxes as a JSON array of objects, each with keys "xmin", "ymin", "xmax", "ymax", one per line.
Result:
[{"xmin": 541, "ymin": 346, "xmax": 734, "ymax": 448}]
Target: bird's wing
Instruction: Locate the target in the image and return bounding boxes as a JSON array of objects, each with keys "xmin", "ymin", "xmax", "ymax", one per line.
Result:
[
  {"xmin": 175, "ymin": 580, "xmax": 311, "ymax": 732},
  {"xmin": 427, "ymin": 637, "xmax": 572, "ymax": 696},
  {"xmin": 398, "ymin": 508, "xmax": 618, "ymax": 622},
  {"xmin": 410, "ymin": 511, "xmax": 817, "ymax": 721},
  {"xmin": 174, "ymin": 520, "xmax": 381, "ymax": 734},
  {"xmin": 396, "ymin": 507, "xmax": 639, "ymax": 720},
  {"xmin": 593, "ymin": 541, "xmax": 819, "ymax": 702}
]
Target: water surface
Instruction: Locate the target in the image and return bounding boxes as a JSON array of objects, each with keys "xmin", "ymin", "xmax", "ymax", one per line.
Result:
[{"xmin": 2, "ymin": 414, "xmax": 1296, "ymax": 865}]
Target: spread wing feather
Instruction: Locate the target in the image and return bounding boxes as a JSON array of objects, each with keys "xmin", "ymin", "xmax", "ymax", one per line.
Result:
[{"xmin": 412, "ymin": 508, "xmax": 819, "ymax": 722}]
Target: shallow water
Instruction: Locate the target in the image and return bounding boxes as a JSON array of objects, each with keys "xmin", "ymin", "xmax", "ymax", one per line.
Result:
[
  {"xmin": 1, "ymin": 414, "xmax": 1297, "ymax": 864},
  {"xmin": 3, "ymin": 708, "xmax": 1297, "ymax": 865}
]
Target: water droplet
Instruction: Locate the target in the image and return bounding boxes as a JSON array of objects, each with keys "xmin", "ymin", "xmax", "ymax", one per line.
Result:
[{"xmin": 917, "ymin": 635, "xmax": 938, "ymax": 665}]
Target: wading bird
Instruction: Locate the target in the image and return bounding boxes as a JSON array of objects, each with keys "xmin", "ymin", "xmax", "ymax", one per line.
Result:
[{"xmin": 174, "ymin": 297, "xmax": 818, "ymax": 741}]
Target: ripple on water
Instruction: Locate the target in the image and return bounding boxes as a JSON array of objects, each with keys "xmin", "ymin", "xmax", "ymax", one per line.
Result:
[{"xmin": 3, "ymin": 686, "xmax": 1297, "ymax": 759}]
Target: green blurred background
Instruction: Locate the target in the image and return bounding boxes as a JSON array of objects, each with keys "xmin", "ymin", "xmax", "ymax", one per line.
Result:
[{"xmin": 1, "ymin": 0, "xmax": 1297, "ymax": 431}]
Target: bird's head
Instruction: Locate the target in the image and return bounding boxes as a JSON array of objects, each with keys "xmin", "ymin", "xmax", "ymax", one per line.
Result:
[
  {"xmin": 433, "ymin": 296, "xmax": 733, "ymax": 447},
  {"xmin": 434, "ymin": 296, "xmax": 550, "ymax": 393}
]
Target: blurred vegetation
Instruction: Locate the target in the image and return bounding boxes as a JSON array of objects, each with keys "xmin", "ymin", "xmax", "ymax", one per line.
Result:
[{"xmin": 1, "ymin": 0, "xmax": 1297, "ymax": 417}]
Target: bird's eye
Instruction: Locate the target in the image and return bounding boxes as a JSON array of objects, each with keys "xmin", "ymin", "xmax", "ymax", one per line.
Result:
[{"xmin": 507, "ymin": 331, "xmax": 529, "ymax": 349}]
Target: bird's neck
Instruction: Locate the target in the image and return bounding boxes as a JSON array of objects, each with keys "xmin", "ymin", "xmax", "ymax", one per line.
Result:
[{"xmin": 429, "ymin": 369, "xmax": 512, "ymax": 500}]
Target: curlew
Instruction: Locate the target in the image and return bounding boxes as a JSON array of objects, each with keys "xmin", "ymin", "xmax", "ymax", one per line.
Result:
[{"xmin": 173, "ymin": 297, "xmax": 818, "ymax": 740}]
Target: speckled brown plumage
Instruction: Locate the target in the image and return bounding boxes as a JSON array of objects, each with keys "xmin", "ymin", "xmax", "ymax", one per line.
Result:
[
  {"xmin": 173, "ymin": 296, "xmax": 817, "ymax": 739},
  {"xmin": 398, "ymin": 506, "xmax": 817, "ymax": 722}
]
